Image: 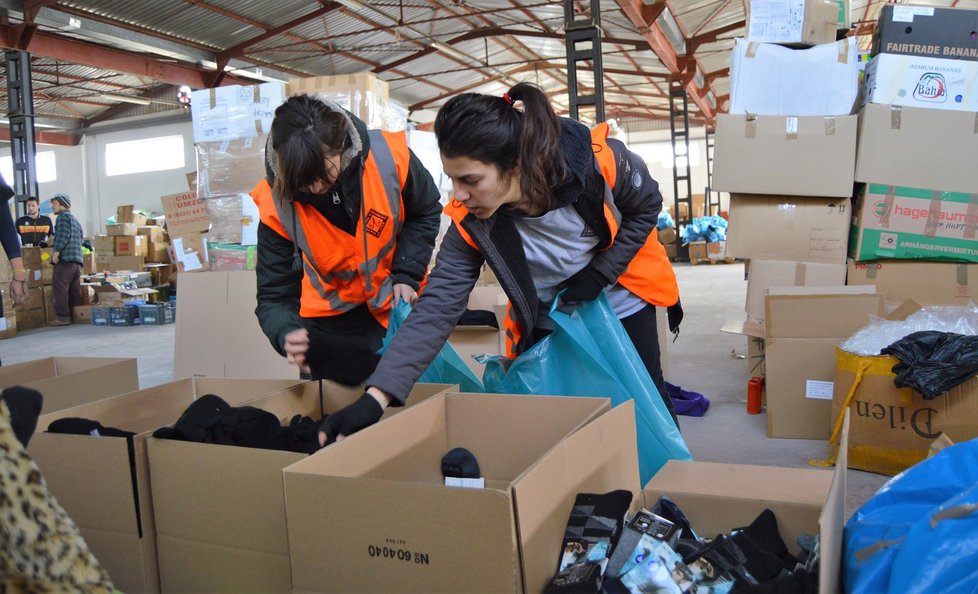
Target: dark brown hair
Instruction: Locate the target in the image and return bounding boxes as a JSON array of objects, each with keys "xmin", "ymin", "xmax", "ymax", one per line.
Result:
[
  {"xmin": 434, "ymin": 83, "xmax": 564, "ymax": 213},
  {"xmin": 270, "ymin": 94, "xmax": 349, "ymax": 203}
]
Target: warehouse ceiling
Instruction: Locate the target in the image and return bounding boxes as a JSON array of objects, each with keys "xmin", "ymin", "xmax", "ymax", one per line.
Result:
[{"xmin": 0, "ymin": 0, "xmax": 975, "ymax": 145}]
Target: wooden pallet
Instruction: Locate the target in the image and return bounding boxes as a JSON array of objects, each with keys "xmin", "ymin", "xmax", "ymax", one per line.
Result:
[{"xmin": 690, "ymin": 256, "xmax": 738, "ymax": 266}]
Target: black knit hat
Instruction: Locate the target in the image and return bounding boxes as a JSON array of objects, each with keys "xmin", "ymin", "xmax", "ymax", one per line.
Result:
[{"xmin": 51, "ymin": 193, "xmax": 71, "ymax": 209}]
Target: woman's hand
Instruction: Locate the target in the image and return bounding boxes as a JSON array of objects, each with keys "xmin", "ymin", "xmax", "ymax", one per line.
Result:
[
  {"xmin": 9, "ymin": 279, "xmax": 26, "ymax": 306},
  {"xmin": 283, "ymin": 327, "xmax": 311, "ymax": 372},
  {"xmin": 392, "ymin": 283, "xmax": 418, "ymax": 305}
]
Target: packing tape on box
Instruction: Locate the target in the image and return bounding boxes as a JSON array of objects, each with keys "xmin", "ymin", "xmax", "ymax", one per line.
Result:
[
  {"xmin": 745, "ymin": 41, "xmax": 759, "ymax": 58},
  {"xmin": 824, "ymin": 116, "xmax": 836, "ymax": 136},
  {"xmin": 744, "ymin": 113, "xmax": 757, "ymax": 139},
  {"xmin": 794, "ymin": 262, "xmax": 806, "ymax": 285},
  {"xmin": 837, "ymin": 38, "xmax": 849, "ymax": 63},
  {"xmin": 785, "ymin": 116, "xmax": 798, "ymax": 141},
  {"xmin": 890, "ymin": 105, "xmax": 902, "ymax": 130},
  {"xmin": 958, "ymin": 263, "xmax": 970, "ymax": 287},
  {"xmin": 880, "ymin": 186, "xmax": 896, "ymax": 228},
  {"xmin": 209, "ymin": 88, "xmax": 217, "ymax": 109},
  {"xmin": 865, "ymin": 264, "xmax": 878, "ymax": 279},
  {"xmin": 924, "ymin": 190, "xmax": 943, "ymax": 238},
  {"xmin": 966, "ymin": 195, "xmax": 978, "ymax": 240}
]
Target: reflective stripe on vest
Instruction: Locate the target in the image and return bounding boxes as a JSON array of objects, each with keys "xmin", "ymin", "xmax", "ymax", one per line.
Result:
[{"xmin": 257, "ymin": 130, "xmax": 406, "ymax": 322}]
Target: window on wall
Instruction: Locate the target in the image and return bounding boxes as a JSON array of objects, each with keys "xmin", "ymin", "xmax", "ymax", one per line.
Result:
[
  {"xmin": 105, "ymin": 135, "xmax": 185, "ymax": 176},
  {"xmin": 0, "ymin": 151, "xmax": 58, "ymax": 184}
]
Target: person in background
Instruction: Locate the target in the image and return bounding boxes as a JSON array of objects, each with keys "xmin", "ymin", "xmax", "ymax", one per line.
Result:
[
  {"xmin": 0, "ymin": 176, "xmax": 27, "ymax": 363},
  {"xmin": 251, "ymin": 94, "xmax": 442, "ymax": 386},
  {"xmin": 317, "ymin": 83, "xmax": 682, "ymax": 446},
  {"xmin": 15, "ymin": 196, "xmax": 53, "ymax": 247},
  {"xmin": 48, "ymin": 193, "xmax": 83, "ymax": 327}
]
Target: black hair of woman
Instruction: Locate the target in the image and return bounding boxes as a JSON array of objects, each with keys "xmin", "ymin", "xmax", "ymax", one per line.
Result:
[
  {"xmin": 434, "ymin": 82, "xmax": 565, "ymax": 215},
  {"xmin": 269, "ymin": 94, "xmax": 350, "ymax": 204}
]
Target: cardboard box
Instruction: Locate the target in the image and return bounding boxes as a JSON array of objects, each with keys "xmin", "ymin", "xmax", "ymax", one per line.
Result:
[
  {"xmin": 713, "ymin": 113, "xmax": 857, "ymax": 197},
  {"xmin": 27, "ymin": 377, "xmax": 303, "ymax": 594},
  {"xmin": 763, "ymin": 289, "xmax": 882, "ymax": 439},
  {"xmin": 148, "ymin": 381, "xmax": 453, "ymax": 594},
  {"xmin": 91, "ymin": 283, "xmax": 157, "ymax": 306},
  {"xmin": 18, "ymin": 285, "xmax": 45, "ymax": 311},
  {"xmin": 72, "ymin": 304, "xmax": 98, "ymax": 324},
  {"xmin": 160, "ymin": 191, "xmax": 211, "ymax": 238},
  {"xmin": 849, "ymin": 183, "xmax": 978, "ymax": 263},
  {"xmin": 730, "ymin": 38, "xmax": 860, "ymax": 116},
  {"xmin": 90, "ymin": 235, "xmax": 116, "ymax": 253},
  {"xmin": 105, "ymin": 223, "xmax": 138, "ymax": 236},
  {"xmin": 872, "ymin": 4, "xmax": 978, "ymax": 62},
  {"xmin": 209, "ymin": 242, "xmax": 257, "ymax": 271},
  {"xmin": 174, "ymin": 270, "xmax": 297, "ymax": 379},
  {"xmin": 204, "ymin": 194, "xmax": 259, "ymax": 245},
  {"xmin": 145, "ymin": 240, "xmax": 170, "ymax": 264},
  {"xmin": 0, "ymin": 356, "xmax": 138, "ymax": 415},
  {"xmin": 854, "ymin": 103, "xmax": 978, "ymax": 194},
  {"xmin": 658, "ymin": 226, "xmax": 677, "ymax": 244},
  {"xmin": 95, "ymin": 255, "xmax": 146, "ymax": 273},
  {"xmin": 707, "ymin": 240, "xmax": 726, "ymax": 259},
  {"xmin": 448, "ymin": 285, "xmax": 506, "ymax": 376},
  {"xmin": 137, "ymin": 226, "xmax": 167, "ymax": 243},
  {"xmin": 21, "ymin": 246, "xmax": 54, "ymax": 287},
  {"xmin": 864, "ymin": 53, "xmax": 978, "ymax": 111},
  {"xmin": 169, "ymin": 232, "xmax": 209, "ymax": 272},
  {"xmin": 144, "ymin": 263, "xmax": 174, "ymax": 287},
  {"xmin": 746, "ymin": 260, "xmax": 846, "ymax": 321},
  {"xmin": 114, "ymin": 234, "xmax": 147, "ymax": 257},
  {"xmin": 41, "ymin": 285, "xmax": 57, "ymax": 324},
  {"xmin": 747, "ymin": 0, "xmax": 841, "ymax": 46},
  {"xmin": 116, "ymin": 205, "xmax": 148, "ymax": 226},
  {"xmin": 688, "ymin": 241, "xmax": 708, "ymax": 261},
  {"xmin": 283, "ymin": 393, "xmax": 638, "ymax": 594},
  {"xmin": 196, "ymin": 137, "xmax": 267, "ymax": 199},
  {"xmin": 833, "ymin": 345, "xmax": 978, "ymax": 475},
  {"xmin": 288, "ymin": 73, "xmax": 390, "ymax": 130},
  {"xmin": 846, "ymin": 258, "xmax": 978, "ymax": 305},
  {"xmin": 726, "ymin": 194, "xmax": 851, "ymax": 264},
  {"xmin": 15, "ymin": 307, "xmax": 46, "ymax": 329},
  {"xmin": 191, "ymin": 81, "xmax": 286, "ymax": 142},
  {"xmin": 640, "ymin": 421, "xmax": 846, "ymax": 594}
]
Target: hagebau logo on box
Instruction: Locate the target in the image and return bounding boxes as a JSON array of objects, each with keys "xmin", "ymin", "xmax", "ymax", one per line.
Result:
[
  {"xmin": 872, "ymin": 200, "xmax": 889, "ymax": 220},
  {"xmin": 913, "ymin": 73, "xmax": 947, "ymax": 102}
]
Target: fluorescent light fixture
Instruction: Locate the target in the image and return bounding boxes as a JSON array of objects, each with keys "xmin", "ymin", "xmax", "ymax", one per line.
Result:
[
  {"xmin": 335, "ymin": 0, "xmax": 367, "ymax": 11},
  {"xmin": 655, "ymin": 10, "xmax": 686, "ymax": 54},
  {"xmin": 102, "ymin": 93, "xmax": 151, "ymax": 106},
  {"xmin": 432, "ymin": 42, "xmax": 470, "ymax": 62}
]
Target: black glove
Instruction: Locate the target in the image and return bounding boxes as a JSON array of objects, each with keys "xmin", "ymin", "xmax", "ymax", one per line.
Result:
[
  {"xmin": 561, "ymin": 266, "xmax": 608, "ymax": 304},
  {"xmin": 318, "ymin": 392, "xmax": 384, "ymax": 447}
]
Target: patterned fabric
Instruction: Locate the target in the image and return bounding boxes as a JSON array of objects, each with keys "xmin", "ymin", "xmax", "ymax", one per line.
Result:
[{"xmin": 52, "ymin": 211, "xmax": 83, "ymax": 264}]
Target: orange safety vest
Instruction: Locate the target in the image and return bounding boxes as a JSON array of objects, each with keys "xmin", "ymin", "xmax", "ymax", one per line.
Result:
[
  {"xmin": 252, "ymin": 129, "xmax": 410, "ymax": 328},
  {"xmin": 445, "ymin": 122, "xmax": 680, "ymax": 356}
]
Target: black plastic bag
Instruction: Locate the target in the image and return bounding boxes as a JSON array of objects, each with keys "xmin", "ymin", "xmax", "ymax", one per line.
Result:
[{"xmin": 880, "ymin": 331, "xmax": 978, "ymax": 400}]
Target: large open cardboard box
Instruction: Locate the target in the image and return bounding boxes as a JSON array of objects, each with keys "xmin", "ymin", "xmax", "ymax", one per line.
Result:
[
  {"xmin": 27, "ymin": 377, "xmax": 302, "ymax": 594},
  {"xmin": 846, "ymin": 258, "xmax": 978, "ymax": 306},
  {"xmin": 148, "ymin": 381, "xmax": 454, "ymax": 594},
  {"xmin": 174, "ymin": 270, "xmax": 297, "ymax": 379},
  {"xmin": 0, "ymin": 356, "xmax": 138, "ymax": 414},
  {"xmin": 283, "ymin": 393, "xmax": 639, "ymax": 593},
  {"xmin": 640, "ymin": 412, "xmax": 848, "ymax": 594},
  {"xmin": 448, "ymin": 285, "xmax": 506, "ymax": 376}
]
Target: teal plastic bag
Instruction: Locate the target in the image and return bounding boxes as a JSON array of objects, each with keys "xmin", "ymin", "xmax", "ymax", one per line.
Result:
[
  {"xmin": 381, "ymin": 300, "xmax": 485, "ymax": 393},
  {"xmin": 481, "ymin": 294, "xmax": 691, "ymax": 484}
]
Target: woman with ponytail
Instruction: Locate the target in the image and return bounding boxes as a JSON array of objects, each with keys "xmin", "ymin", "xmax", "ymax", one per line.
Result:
[{"xmin": 318, "ymin": 83, "xmax": 682, "ymax": 446}]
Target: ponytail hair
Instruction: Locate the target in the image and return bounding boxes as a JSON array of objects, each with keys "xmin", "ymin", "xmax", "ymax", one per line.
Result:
[
  {"xmin": 435, "ymin": 82, "xmax": 564, "ymax": 213},
  {"xmin": 269, "ymin": 94, "xmax": 349, "ymax": 204}
]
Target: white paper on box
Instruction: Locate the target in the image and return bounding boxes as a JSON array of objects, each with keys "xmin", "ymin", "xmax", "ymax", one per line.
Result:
[
  {"xmin": 191, "ymin": 82, "xmax": 286, "ymax": 142},
  {"xmin": 0, "ymin": 317, "xmax": 7, "ymax": 331},
  {"xmin": 183, "ymin": 253, "xmax": 202, "ymax": 272},
  {"xmin": 240, "ymin": 195, "xmax": 259, "ymax": 246},
  {"xmin": 444, "ymin": 477, "xmax": 485, "ymax": 489},
  {"xmin": 748, "ymin": 0, "xmax": 806, "ymax": 44},
  {"xmin": 863, "ymin": 53, "xmax": 978, "ymax": 112},
  {"xmin": 806, "ymin": 380, "xmax": 834, "ymax": 400},
  {"xmin": 892, "ymin": 6, "xmax": 934, "ymax": 22},
  {"xmin": 729, "ymin": 38, "xmax": 860, "ymax": 116}
]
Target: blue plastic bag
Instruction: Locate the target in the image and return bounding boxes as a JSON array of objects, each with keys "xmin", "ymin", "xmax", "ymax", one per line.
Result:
[
  {"xmin": 382, "ymin": 300, "xmax": 485, "ymax": 393},
  {"xmin": 481, "ymin": 294, "xmax": 691, "ymax": 484},
  {"xmin": 845, "ymin": 438, "xmax": 978, "ymax": 594}
]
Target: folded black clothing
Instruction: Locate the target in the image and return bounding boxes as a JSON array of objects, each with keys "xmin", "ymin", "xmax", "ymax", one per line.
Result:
[
  {"xmin": 1, "ymin": 386, "xmax": 43, "ymax": 447},
  {"xmin": 732, "ymin": 508, "xmax": 800, "ymax": 579},
  {"xmin": 153, "ymin": 394, "xmax": 321, "ymax": 454},
  {"xmin": 48, "ymin": 417, "xmax": 135, "ymax": 439},
  {"xmin": 305, "ymin": 325, "xmax": 382, "ymax": 386},
  {"xmin": 458, "ymin": 309, "xmax": 499, "ymax": 329}
]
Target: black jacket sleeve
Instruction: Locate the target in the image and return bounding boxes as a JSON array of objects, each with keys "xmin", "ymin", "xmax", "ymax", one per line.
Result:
[
  {"xmin": 0, "ymin": 197, "xmax": 22, "ymax": 261},
  {"xmin": 365, "ymin": 224, "xmax": 484, "ymax": 404},
  {"xmin": 588, "ymin": 137, "xmax": 662, "ymax": 285},
  {"xmin": 254, "ymin": 222, "xmax": 305, "ymax": 355},
  {"xmin": 389, "ymin": 149, "xmax": 442, "ymax": 290}
]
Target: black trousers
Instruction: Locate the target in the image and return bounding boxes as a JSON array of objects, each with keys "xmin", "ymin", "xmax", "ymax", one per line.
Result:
[{"xmin": 620, "ymin": 304, "xmax": 680, "ymax": 430}]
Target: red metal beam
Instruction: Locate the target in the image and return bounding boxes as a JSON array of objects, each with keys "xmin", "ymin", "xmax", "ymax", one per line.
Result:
[
  {"xmin": 0, "ymin": 27, "xmax": 253, "ymax": 88},
  {"xmin": 615, "ymin": 0, "xmax": 716, "ymax": 122},
  {"xmin": 0, "ymin": 126, "xmax": 79, "ymax": 146}
]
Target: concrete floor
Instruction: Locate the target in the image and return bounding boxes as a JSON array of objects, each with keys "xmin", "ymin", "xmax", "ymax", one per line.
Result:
[{"xmin": 0, "ymin": 261, "xmax": 888, "ymax": 517}]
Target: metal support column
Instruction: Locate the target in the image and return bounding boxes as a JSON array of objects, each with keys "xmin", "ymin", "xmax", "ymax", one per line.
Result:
[
  {"xmin": 564, "ymin": 0, "xmax": 605, "ymax": 123},
  {"xmin": 705, "ymin": 126, "xmax": 720, "ymax": 216},
  {"xmin": 669, "ymin": 81, "xmax": 693, "ymax": 261},
  {"xmin": 5, "ymin": 50, "xmax": 38, "ymax": 218}
]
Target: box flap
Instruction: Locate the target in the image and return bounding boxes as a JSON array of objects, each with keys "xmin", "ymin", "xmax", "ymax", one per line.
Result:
[
  {"xmin": 886, "ymin": 299, "xmax": 923, "ymax": 321},
  {"xmin": 721, "ymin": 318, "xmax": 765, "ymax": 338},
  {"xmin": 746, "ymin": 260, "xmax": 847, "ymax": 321},
  {"xmin": 768, "ymin": 285, "xmax": 875, "ymax": 296},
  {"xmin": 818, "ymin": 409, "xmax": 849, "ymax": 594},
  {"xmin": 765, "ymin": 292, "xmax": 883, "ymax": 338}
]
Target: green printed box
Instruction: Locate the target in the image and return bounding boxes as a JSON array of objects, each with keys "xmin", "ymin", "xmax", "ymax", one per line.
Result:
[{"xmin": 850, "ymin": 183, "xmax": 978, "ymax": 263}]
